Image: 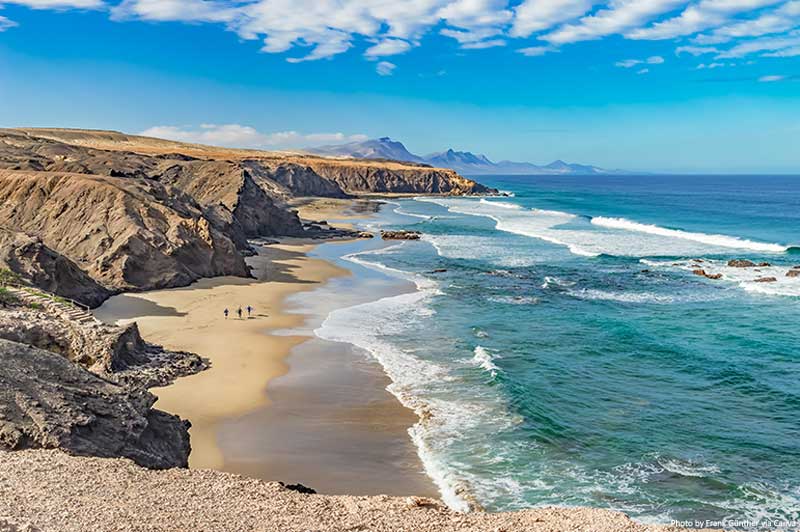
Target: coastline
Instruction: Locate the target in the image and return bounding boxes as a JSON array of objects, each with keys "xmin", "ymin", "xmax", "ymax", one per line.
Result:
[{"xmin": 94, "ymin": 198, "xmax": 438, "ymax": 497}]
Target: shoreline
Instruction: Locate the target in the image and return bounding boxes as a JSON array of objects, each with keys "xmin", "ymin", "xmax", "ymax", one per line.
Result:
[{"xmin": 94, "ymin": 198, "xmax": 438, "ymax": 497}]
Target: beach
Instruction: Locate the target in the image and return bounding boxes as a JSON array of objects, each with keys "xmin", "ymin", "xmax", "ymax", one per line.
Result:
[{"xmin": 94, "ymin": 199, "xmax": 437, "ymax": 497}]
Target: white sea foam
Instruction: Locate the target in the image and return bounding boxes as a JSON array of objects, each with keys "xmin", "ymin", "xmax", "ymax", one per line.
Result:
[
  {"xmin": 643, "ymin": 258, "xmax": 800, "ymax": 298},
  {"xmin": 422, "ymin": 234, "xmax": 540, "ymax": 267},
  {"xmin": 541, "ymin": 276, "xmax": 576, "ymax": 289},
  {"xmin": 471, "ymin": 346, "xmax": 500, "ymax": 377},
  {"xmin": 592, "ymin": 217, "xmax": 788, "ymax": 253},
  {"xmin": 316, "ymin": 250, "xmax": 520, "ymax": 512},
  {"xmin": 567, "ymin": 288, "xmax": 680, "ymax": 304},
  {"xmin": 416, "ymin": 197, "xmax": 792, "ymax": 259},
  {"xmin": 487, "ymin": 295, "xmax": 540, "ymax": 305}
]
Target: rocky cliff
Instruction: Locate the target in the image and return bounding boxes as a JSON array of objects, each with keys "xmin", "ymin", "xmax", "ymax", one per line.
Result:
[
  {"xmin": 0, "ymin": 128, "xmax": 494, "ymax": 303},
  {"xmin": 0, "ymin": 228, "xmax": 110, "ymax": 308},
  {"xmin": 0, "ymin": 170, "xmax": 249, "ymax": 293},
  {"xmin": 0, "ymin": 338, "xmax": 192, "ymax": 469}
]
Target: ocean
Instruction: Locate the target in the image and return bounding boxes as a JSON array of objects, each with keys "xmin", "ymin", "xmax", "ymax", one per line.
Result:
[{"xmin": 308, "ymin": 175, "xmax": 800, "ymax": 528}]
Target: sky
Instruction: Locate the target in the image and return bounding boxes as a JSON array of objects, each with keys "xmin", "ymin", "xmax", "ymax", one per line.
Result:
[{"xmin": 0, "ymin": 0, "xmax": 799, "ymax": 173}]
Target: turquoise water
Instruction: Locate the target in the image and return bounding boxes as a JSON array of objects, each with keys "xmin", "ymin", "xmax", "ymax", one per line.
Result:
[{"xmin": 314, "ymin": 176, "xmax": 800, "ymax": 529}]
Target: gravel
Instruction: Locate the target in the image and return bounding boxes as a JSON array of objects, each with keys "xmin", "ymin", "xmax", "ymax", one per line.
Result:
[{"xmin": 0, "ymin": 450, "xmax": 720, "ymax": 532}]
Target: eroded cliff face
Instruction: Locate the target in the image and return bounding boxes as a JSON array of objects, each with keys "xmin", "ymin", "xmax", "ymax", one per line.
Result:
[
  {"xmin": 0, "ymin": 228, "xmax": 110, "ymax": 308},
  {"xmin": 0, "ymin": 128, "xmax": 495, "ymax": 302},
  {"xmin": 0, "ymin": 338, "xmax": 191, "ymax": 469},
  {"xmin": 0, "ymin": 170, "xmax": 249, "ymax": 293},
  {"xmin": 304, "ymin": 159, "xmax": 494, "ymax": 195}
]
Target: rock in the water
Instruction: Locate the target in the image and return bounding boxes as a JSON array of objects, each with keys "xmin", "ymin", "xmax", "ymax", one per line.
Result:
[
  {"xmin": 0, "ymin": 338, "xmax": 190, "ymax": 469},
  {"xmin": 356, "ymin": 231, "xmax": 375, "ymax": 239},
  {"xmin": 754, "ymin": 277, "xmax": 777, "ymax": 283},
  {"xmin": 381, "ymin": 230, "xmax": 422, "ymax": 240},
  {"xmin": 693, "ymin": 269, "xmax": 722, "ymax": 280},
  {"xmin": 786, "ymin": 269, "xmax": 800, "ymax": 278},
  {"xmin": 727, "ymin": 259, "xmax": 756, "ymax": 268}
]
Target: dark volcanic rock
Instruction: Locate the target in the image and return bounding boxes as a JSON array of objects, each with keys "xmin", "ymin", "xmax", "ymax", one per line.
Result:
[
  {"xmin": 0, "ymin": 338, "xmax": 190, "ymax": 469},
  {"xmin": 0, "ymin": 228, "xmax": 110, "ymax": 308},
  {"xmin": 787, "ymin": 268, "xmax": 800, "ymax": 278}
]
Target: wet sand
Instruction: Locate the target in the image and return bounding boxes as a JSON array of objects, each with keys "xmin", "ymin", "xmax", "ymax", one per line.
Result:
[{"xmin": 94, "ymin": 199, "xmax": 437, "ymax": 497}]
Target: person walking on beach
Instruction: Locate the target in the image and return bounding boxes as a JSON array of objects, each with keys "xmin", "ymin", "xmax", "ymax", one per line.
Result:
[
  {"xmin": 246, "ymin": 305, "xmax": 253, "ymax": 317},
  {"xmin": 224, "ymin": 308, "xmax": 229, "ymax": 319},
  {"xmin": 237, "ymin": 307, "xmax": 243, "ymax": 320}
]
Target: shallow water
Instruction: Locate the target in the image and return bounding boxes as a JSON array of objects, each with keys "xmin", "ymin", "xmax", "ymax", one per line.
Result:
[{"xmin": 310, "ymin": 176, "xmax": 800, "ymax": 528}]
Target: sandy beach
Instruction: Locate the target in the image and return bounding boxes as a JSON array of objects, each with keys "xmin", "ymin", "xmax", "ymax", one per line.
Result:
[{"xmin": 94, "ymin": 199, "xmax": 437, "ymax": 497}]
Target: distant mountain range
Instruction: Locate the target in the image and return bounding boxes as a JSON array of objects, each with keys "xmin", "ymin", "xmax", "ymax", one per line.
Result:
[{"xmin": 311, "ymin": 137, "xmax": 630, "ymax": 175}]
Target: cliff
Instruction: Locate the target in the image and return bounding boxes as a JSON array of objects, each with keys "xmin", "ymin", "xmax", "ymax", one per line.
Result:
[
  {"xmin": 0, "ymin": 228, "xmax": 110, "ymax": 308},
  {"xmin": 0, "ymin": 128, "xmax": 494, "ymax": 303},
  {"xmin": 0, "ymin": 170, "xmax": 249, "ymax": 293}
]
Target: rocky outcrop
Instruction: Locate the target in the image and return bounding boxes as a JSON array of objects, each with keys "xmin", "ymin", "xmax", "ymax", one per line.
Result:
[
  {"xmin": 693, "ymin": 269, "xmax": 722, "ymax": 280},
  {"xmin": 754, "ymin": 277, "xmax": 777, "ymax": 283},
  {"xmin": 307, "ymin": 159, "xmax": 495, "ymax": 195},
  {"xmin": 381, "ymin": 230, "xmax": 422, "ymax": 240},
  {"xmin": 727, "ymin": 259, "xmax": 771, "ymax": 268},
  {"xmin": 0, "ymin": 228, "xmax": 110, "ymax": 308},
  {"xmin": 0, "ymin": 170, "xmax": 249, "ymax": 293},
  {"xmin": 243, "ymin": 160, "xmax": 348, "ymax": 198},
  {"xmin": 0, "ymin": 338, "xmax": 190, "ymax": 469},
  {"xmin": 787, "ymin": 267, "xmax": 800, "ymax": 278}
]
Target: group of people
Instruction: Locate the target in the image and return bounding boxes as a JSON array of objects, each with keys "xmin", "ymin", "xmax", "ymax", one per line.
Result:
[{"xmin": 224, "ymin": 305, "xmax": 254, "ymax": 320}]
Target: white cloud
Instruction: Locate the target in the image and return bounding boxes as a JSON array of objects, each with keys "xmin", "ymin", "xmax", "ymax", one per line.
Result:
[
  {"xmin": 511, "ymin": 0, "xmax": 595, "ymax": 37},
  {"xmin": 5, "ymin": 0, "xmax": 103, "ymax": 7},
  {"xmin": 637, "ymin": 67, "xmax": 650, "ymax": 73},
  {"xmin": 758, "ymin": 74, "xmax": 786, "ymax": 81},
  {"xmin": 461, "ymin": 38, "xmax": 507, "ymax": 48},
  {"xmin": 0, "ymin": 16, "xmax": 17, "ymax": 30},
  {"xmin": 615, "ymin": 55, "xmax": 665, "ymax": 67},
  {"xmin": 139, "ymin": 124, "xmax": 368, "ymax": 149},
  {"xmin": 3, "ymin": 0, "xmax": 800, "ymax": 70},
  {"xmin": 364, "ymin": 39, "xmax": 412, "ymax": 58},
  {"xmin": 763, "ymin": 45, "xmax": 800, "ymax": 56},
  {"xmin": 692, "ymin": 1, "xmax": 800, "ymax": 44},
  {"xmin": 627, "ymin": 0, "xmax": 783, "ymax": 40},
  {"xmin": 112, "ymin": 0, "xmax": 237, "ymax": 23},
  {"xmin": 542, "ymin": 0, "xmax": 686, "ymax": 44},
  {"xmin": 676, "ymin": 44, "xmax": 720, "ymax": 55},
  {"xmin": 375, "ymin": 61, "xmax": 396, "ymax": 76},
  {"xmin": 715, "ymin": 30, "xmax": 800, "ymax": 57},
  {"xmin": 517, "ymin": 45, "xmax": 557, "ymax": 55},
  {"xmin": 696, "ymin": 61, "xmax": 726, "ymax": 68}
]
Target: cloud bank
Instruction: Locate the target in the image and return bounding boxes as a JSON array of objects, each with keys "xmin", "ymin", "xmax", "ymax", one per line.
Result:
[
  {"xmin": 139, "ymin": 124, "xmax": 368, "ymax": 150},
  {"xmin": 2, "ymin": 0, "xmax": 800, "ymax": 68}
]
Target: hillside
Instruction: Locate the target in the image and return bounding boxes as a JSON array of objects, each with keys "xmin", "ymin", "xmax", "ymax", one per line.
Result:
[{"xmin": 0, "ymin": 128, "xmax": 494, "ymax": 305}]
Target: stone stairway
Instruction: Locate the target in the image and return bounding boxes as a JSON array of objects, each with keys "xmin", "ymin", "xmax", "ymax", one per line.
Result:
[{"xmin": 6, "ymin": 286, "xmax": 98, "ymax": 325}]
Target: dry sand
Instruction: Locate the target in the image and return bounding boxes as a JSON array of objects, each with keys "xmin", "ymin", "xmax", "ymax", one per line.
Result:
[
  {"xmin": 95, "ymin": 198, "xmax": 436, "ymax": 497},
  {"xmin": 95, "ymin": 240, "xmax": 344, "ymax": 471}
]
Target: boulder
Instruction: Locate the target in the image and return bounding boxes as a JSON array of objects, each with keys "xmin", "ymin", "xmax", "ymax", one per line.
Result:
[
  {"xmin": 0, "ymin": 338, "xmax": 190, "ymax": 469},
  {"xmin": 381, "ymin": 230, "xmax": 422, "ymax": 241},
  {"xmin": 727, "ymin": 259, "xmax": 756, "ymax": 268},
  {"xmin": 754, "ymin": 277, "xmax": 777, "ymax": 283},
  {"xmin": 786, "ymin": 269, "xmax": 800, "ymax": 278},
  {"xmin": 692, "ymin": 269, "xmax": 722, "ymax": 280}
]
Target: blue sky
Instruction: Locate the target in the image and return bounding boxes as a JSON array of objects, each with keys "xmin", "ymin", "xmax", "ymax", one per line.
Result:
[{"xmin": 0, "ymin": 1, "xmax": 799, "ymax": 173}]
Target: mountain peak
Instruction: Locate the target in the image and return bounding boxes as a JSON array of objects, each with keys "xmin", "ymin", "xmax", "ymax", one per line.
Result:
[{"xmin": 310, "ymin": 138, "xmax": 626, "ymax": 175}]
